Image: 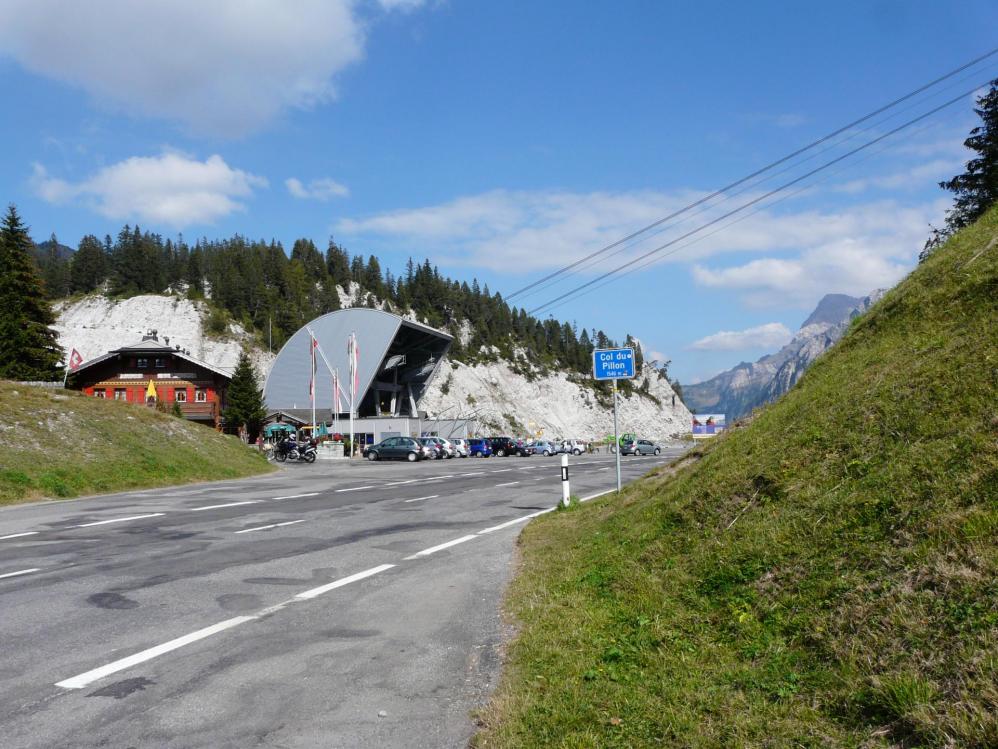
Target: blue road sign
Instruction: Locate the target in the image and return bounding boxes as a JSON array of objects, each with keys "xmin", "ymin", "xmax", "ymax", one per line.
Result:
[{"xmin": 593, "ymin": 347, "xmax": 635, "ymax": 380}]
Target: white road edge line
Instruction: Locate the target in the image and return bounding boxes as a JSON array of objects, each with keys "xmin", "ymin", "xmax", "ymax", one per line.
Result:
[
  {"xmin": 334, "ymin": 485, "xmax": 375, "ymax": 493},
  {"xmin": 272, "ymin": 492, "xmax": 318, "ymax": 500},
  {"xmin": 405, "ymin": 534, "xmax": 478, "ymax": 559},
  {"xmin": 191, "ymin": 501, "xmax": 259, "ymax": 512},
  {"xmin": 76, "ymin": 513, "xmax": 164, "ymax": 528},
  {"xmin": 235, "ymin": 519, "xmax": 307, "ymax": 535},
  {"xmin": 296, "ymin": 563, "xmax": 396, "ymax": 600},
  {"xmin": 276, "ymin": 519, "xmax": 306, "ymax": 527},
  {"xmin": 55, "ymin": 616, "xmax": 255, "ymax": 689},
  {"xmin": 494, "ymin": 481, "xmax": 519, "ymax": 487},
  {"xmin": 57, "ymin": 562, "xmax": 397, "ymax": 689},
  {"xmin": 475, "ymin": 489, "xmax": 615, "ymax": 535},
  {"xmin": 0, "ymin": 531, "xmax": 39, "ymax": 540},
  {"xmin": 403, "ymin": 495, "xmax": 439, "ymax": 504},
  {"xmin": 0, "ymin": 567, "xmax": 41, "ymax": 580}
]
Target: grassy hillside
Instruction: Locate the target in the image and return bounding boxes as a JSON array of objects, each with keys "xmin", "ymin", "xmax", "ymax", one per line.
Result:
[
  {"xmin": 478, "ymin": 208, "xmax": 998, "ymax": 747},
  {"xmin": 0, "ymin": 383, "xmax": 272, "ymax": 504}
]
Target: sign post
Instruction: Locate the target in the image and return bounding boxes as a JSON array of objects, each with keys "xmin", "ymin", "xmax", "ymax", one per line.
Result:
[{"xmin": 592, "ymin": 347, "xmax": 635, "ymax": 493}]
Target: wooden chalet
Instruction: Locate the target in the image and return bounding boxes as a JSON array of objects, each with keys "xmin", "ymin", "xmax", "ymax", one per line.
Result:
[{"xmin": 66, "ymin": 330, "xmax": 231, "ymax": 428}]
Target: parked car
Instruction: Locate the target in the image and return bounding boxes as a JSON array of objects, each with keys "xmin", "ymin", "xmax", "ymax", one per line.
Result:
[
  {"xmin": 467, "ymin": 438, "xmax": 493, "ymax": 457},
  {"xmin": 620, "ymin": 438, "xmax": 661, "ymax": 456},
  {"xmin": 364, "ymin": 436, "xmax": 425, "ymax": 462},
  {"xmin": 531, "ymin": 440, "xmax": 558, "ymax": 456},
  {"xmin": 450, "ymin": 438, "xmax": 470, "ymax": 457},
  {"xmin": 426, "ymin": 436, "xmax": 456, "ymax": 458},
  {"xmin": 514, "ymin": 438, "xmax": 535, "ymax": 456},
  {"xmin": 559, "ymin": 439, "xmax": 587, "ymax": 456},
  {"xmin": 487, "ymin": 437, "xmax": 519, "ymax": 457},
  {"xmin": 417, "ymin": 437, "xmax": 444, "ymax": 459}
]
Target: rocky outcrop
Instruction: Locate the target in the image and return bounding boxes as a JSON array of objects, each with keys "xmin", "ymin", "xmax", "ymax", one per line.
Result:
[{"xmin": 684, "ymin": 291, "xmax": 884, "ymax": 420}]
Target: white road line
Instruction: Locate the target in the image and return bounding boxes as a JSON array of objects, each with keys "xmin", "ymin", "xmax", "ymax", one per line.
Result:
[
  {"xmin": 403, "ymin": 495, "xmax": 439, "ymax": 503},
  {"xmin": 272, "ymin": 492, "xmax": 318, "ymax": 500},
  {"xmin": 334, "ymin": 485, "xmax": 375, "ymax": 493},
  {"xmin": 459, "ymin": 472, "xmax": 483, "ymax": 477},
  {"xmin": 533, "ymin": 477, "xmax": 545, "ymax": 481},
  {"xmin": 477, "ymin": 516, "xmax": 533, "ymax": 534},
  {"xmin": 235, "ymin": 519, "xmax": 307, "ymax": 535},
  {"xmin": 494, "ymin": 481, "xmax": 520, "ymax": 487},
  {"xmin": 0, "ymin": 567, "xmax": 41, "ymax": 580},
  {"xmin": 517, "ymin": 466, "xmax": 537, "ymax": 470},
  {"xmin": 191, "ymin": 500, "xmax": 259, "ymax": 512},
  {"xmin": 581, "ymin": 489, "xmax": 616, "ymax": 502},
  {"xmin": 55, "ymin": 616, "xmax": 255, "ymax": 690},
  {"xmin": 295, "ymin": 564, "xmax": 396, "ymax": 600},
  {"xmin": 490, "ymin": 469, "xmax": 512, "ymax": 473},
  {"xmin": 597, "ymin": 467, "xmax": 611, "ymax": 471},
  {"xmin": 0, "ymin": 531, "xmax": 39, "ymax": 540},
  {"xmin": 405, "ymin": 535, "xmax": 478, "ymax": 559},
  {"xmin": 76, "ymin": 513, "xmax": 164, "ymax": 528},
  {"xmin": 383, "ymin": 479, "xmax": 420, "ymax": 487}
]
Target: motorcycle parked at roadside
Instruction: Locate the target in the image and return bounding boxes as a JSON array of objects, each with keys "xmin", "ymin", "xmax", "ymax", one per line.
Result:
[{"xmin": 274, "ymin": 436, "xmax": 317, "ymax": 463}]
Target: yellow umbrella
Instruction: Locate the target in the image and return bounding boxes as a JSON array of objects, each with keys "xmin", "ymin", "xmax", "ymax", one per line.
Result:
[{"xmin": 145, "ymin": 380, "xmax": 157, "ymax": 401}]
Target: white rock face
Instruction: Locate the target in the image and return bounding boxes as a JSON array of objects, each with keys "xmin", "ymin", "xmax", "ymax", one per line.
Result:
[
  {"xmin": 421, "ymin": 356, "xmax": 691, "ymax": 442},
  {"xmin": 53, "ymin": 295, "xmax": 275, "ymax": 379}
]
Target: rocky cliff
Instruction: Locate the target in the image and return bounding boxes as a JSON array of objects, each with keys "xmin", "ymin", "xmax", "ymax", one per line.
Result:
[{"xmin": 683, "ymin": 291, "xmax": 884, "ymax": 420}]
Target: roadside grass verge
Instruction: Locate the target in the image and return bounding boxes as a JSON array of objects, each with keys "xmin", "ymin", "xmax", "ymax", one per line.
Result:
[
  {"xmin": 477, "ymin": 208, "xmax": 998, "ymax": 747},
  {"xmin": 0, "ymin": 383, "xmax": 272, "ymax": 505}
]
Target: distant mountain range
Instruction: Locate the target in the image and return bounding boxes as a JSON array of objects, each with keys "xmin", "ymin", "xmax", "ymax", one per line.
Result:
[
  {"xmin": 683, "ymin": 291, "xmax": 884, "ymax": 420},
  {"xmin": 33, "ymin": 239, "xmax": 75, "ymax": 263}
]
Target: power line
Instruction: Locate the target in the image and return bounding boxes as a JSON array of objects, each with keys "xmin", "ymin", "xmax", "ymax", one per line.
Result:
[
  {"xmin": 527, "ymin": 80, "xmax": 991, "ymax": 317},
  {"xmin": 504, "ymin": 46, "xmax": 998, "ymax": 305}
]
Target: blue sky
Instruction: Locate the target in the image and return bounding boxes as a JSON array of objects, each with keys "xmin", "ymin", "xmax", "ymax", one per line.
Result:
[{"xmin": 2, "ymin": 1, "xmax": 996, "ymax": 383}]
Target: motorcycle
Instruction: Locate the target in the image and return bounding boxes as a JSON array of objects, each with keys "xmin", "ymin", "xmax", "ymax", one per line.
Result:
[{"xmin": 274, "ymin": 436, "xmax": 317, "ymax": 463}]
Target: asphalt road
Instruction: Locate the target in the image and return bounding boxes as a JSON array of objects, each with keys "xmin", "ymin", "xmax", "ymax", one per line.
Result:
[{"xmin": 0, "ymin": 447, "xmax": 685, "ymax": 748}]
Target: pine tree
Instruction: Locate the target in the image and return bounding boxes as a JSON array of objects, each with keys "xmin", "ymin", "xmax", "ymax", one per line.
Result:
[
  {"xmin": 0, "ymin": 205, "xmax": 63, "ymax": 380},
  {"xmin": 70, "ymin": 234, "xmax": 108, "ymax": 293},
  {"xmin": 940, "ymin": 79, "xmax": 998, "ymax": 231},
  {"xmin": 223, "ymin": 350, "xmax": 266, "ymax": 439}
]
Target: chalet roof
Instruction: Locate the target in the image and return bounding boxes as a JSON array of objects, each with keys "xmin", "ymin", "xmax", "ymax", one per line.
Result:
[{"xmin": 68, "ymin": 334, "xmax": 232, "ymax": 382}]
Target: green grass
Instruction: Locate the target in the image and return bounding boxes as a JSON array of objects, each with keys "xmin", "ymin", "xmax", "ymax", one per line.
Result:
[
  {"xmin": 0, "ymin": 383, "xmax": 273, "ymax": 504},
  {"xmin": 477, "ymin": 207, "xmax": 998, "ymax": 747}
]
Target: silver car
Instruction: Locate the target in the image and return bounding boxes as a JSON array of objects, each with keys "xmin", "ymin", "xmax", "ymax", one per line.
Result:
[
  {"xmin": 449, "ymin": 438, "xmax": 470, "ymax": 457},
  {"xmin": 620, "ymin": 438, "xmax": 661, "ymax": 456},
  {"xmin": 531, "ymin": 440, "xmax": 558, "ymax": 456}
]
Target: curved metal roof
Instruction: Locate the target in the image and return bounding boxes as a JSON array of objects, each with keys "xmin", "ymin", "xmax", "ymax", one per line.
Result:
[{"xmin": 263, "ymin": 308, "xmax": 451, "ymax": 414}]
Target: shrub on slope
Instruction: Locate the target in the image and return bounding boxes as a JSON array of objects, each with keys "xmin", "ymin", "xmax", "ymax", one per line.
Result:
[
  {"xmin": 0, "ymin": 383, "xmax": 272, "ymax": 504},
  {"xmin": 480, "ymin": 208, "xmax": 998, "ymax": 747}
]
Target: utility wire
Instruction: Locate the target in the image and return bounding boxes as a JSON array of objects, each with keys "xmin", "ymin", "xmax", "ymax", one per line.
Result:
[
  {"xmin": 510, "ymin": 62, "xmax": 993, "ymax": 305},
  {"xmin": 504, "ymin": 46, "xmax": 998, "ymax": 304},
  {"xmin": 528, "ymin": 81, "xmax": 991, "ymax": 317}
]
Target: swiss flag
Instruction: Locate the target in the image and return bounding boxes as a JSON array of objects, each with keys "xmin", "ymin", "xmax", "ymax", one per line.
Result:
[{"xmin": 68, "ymin": 349, "xmax": 83, "ymax": 371}]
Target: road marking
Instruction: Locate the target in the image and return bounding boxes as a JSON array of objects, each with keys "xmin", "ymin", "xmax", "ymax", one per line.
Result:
[
  {"xmin": 533, "ymin": 477, "xmax": 545, "ymax": 481},
  {"xmin": 436, "ymin": 475, "xmax": 454, "ymax": 479},
  {"xmin": 490, "ymin": 469, "xmax": 512, "ymax": 473},
  {"xmin": 0, "ymin": 567, "xmax": 41, "ymax": 580},
  {"xmin": 403, "ymin": 495, "xmax": 439, "ymax": 503},
  {"xmin": 76, "ymin": 513, "xmax": 164, "ymax": 528},
  {"xmin": 405, "ymin": 534, "xmax": 478, "ymax": 559},
  {"xmin": 0, "ymin": 531, "xmax": 39, "ymax": 540},
  {"xmin": 334, "ymin": 485, "xmax": 375, "ymax": 493},
  {"xmin": 581, "ymin": 489, "xmax": 616, "ymax": 502},
  {"xmin": 295, "ymin": 564, "xmax": 396, "ymax": 600},
  {"xmin": 272, "ymin": 492, "xmax": 318, "ymax": 500},
  {"xmin": 459, "ymin": 472, "xmax": 483, "ymax": 477},
  {"xmin": 494, "ymin": 481, "xmax": 520, "ymax": 487},
  {"xmin": 191, "ymin": 500, "xmax": 259, "ymax": 512},
  {"xmin": 477, "ymin": 516, "xmax": 534, "ymax": 534},
  {"xmin": 597, "ymin": 467, "xmax": 611, "ymax": 471},
  {"xmin": 234, "ymin": 519, "xmax": 307, "ymax": 534},
  {"xmin": 383, "ymin": 479, "xmax": 420, "ymax": 487},
  {"xmin": 55, "ymin": 616, "xmax": 255, "ymax": 690},
  {"xmin": 517, "ymin": 466, "xmax": 537, "ymax": 470}
]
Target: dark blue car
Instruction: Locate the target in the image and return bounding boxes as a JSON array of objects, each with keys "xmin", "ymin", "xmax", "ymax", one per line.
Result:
[{"xmin": 467, "ymin": 438, "xmax": 493, "ymax": 457}]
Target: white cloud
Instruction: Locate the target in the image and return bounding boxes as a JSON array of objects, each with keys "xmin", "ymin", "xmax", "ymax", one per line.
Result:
[
  {"xmin": 0, "ymin": 1, "xmax": 420, "ymax": 136},
  {"xmin": 834, "ymin": 158, "xmax": 961, "ymax": 194},
  {"xmin": 31, "ymin": 152, "xmax": 267, "ymax": 226},
  {"xmin": 286, "ymin": 177, "xmax": 350, "ymax": 201},
  {"xmin": 688, "ymin": 323, "xmax": 793, "ymax": 351}
]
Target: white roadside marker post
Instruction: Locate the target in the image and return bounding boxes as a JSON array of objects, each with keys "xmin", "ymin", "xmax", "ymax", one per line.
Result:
[{"xmin": 561, "ymin": 452, "xmax": 570, "ymax": 507}]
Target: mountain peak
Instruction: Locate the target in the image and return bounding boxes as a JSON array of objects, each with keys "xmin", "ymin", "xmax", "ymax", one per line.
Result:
[{"xmin": 800, "ymin": 293, "xmax": 864, "ymax": 328}]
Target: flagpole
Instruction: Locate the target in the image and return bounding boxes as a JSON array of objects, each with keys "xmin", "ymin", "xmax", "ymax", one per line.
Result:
[{"xmin": 349, "ymin": 332, "xmax": 356, "ymax": 458}]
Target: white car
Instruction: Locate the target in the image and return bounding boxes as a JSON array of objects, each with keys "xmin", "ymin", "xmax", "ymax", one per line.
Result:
[
  {"xmin": 449, "ymin": 438, "xmax": 470, "ymax": 457},
  {"xmin": 560, "ymin": 439, "xmax": 587, "ymax": 455}
]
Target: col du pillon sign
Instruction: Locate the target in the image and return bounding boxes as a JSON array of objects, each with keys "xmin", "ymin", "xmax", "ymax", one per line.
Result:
[{"xmin": 592, "ymin": 347, "xmax": 635, "ymax": 380}]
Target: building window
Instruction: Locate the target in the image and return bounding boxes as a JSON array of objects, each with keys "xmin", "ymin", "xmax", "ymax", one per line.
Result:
[
  {"xmin": 114, "ymin": 389, "xmax": 127, "ymax": 401},
  {"xmin": 94, "ymin": 390, "xmax": 106, "ymax": 398},
  {"xmin": 175, "ymin": 390, "xmax": 188, "ymax": 403},
  {"xmin": 137, "ymin": 358, "xmax": 148, "ymax": 368},
  {"xmin": 155, "ymin": 358, "xmax": 167, "ymax": 368},
  {"xmin": 195, "ymin": 389, "xmax": 207, "ymax": 403}
]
